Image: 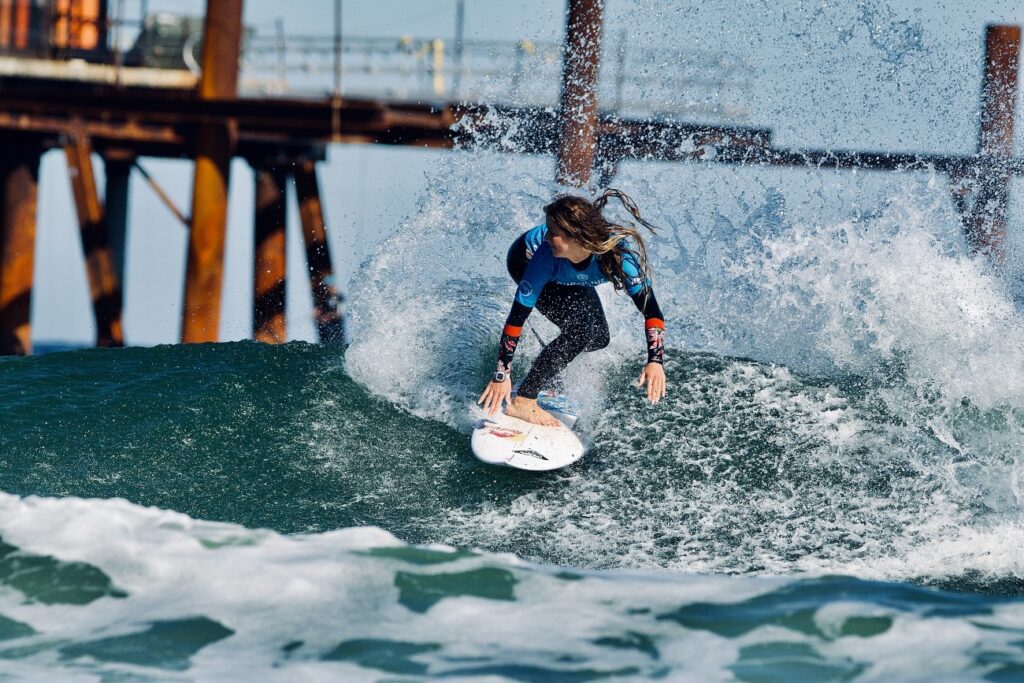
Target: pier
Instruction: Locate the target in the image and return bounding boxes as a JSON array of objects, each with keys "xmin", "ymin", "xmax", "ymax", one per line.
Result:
[{"xmin": 0, "ymin": 0, "xmax": 1019, "ymax": 354}]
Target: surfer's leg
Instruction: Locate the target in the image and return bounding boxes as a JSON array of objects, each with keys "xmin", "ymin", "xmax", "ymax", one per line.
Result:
[{"xmin": 518, "ymin": 285, "xmax": 608, "ymax": 398}]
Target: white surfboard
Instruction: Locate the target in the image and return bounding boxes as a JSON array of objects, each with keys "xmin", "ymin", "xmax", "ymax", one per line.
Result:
[{"xmin": 471, "ymin": 392, "xmax": 586, "ymax": 471}]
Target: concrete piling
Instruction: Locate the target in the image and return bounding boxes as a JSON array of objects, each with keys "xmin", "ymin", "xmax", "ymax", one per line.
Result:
[
  {"xmin": 65, "ymin": 135, "xmax": 124, "ymax": 348},
  {"xmin": 967, "ymin": 24, "xmax": 1021, "ymax": 259},
  {"xmin": 253, "ymin": 166, "xmax": 288, "ymax": 344},
  {"xmin": 181, "ymin": 0, "xmax": 243, "ymax": 343},
  {"xmin": 556, "ymin": 0, "xmax": 604, "ymax": 188},
  {"xmin": 294, "ymin": 161, "xmax": 342, "ymax": 343},
  {"xmin": 0, "ymin": 142, "xmax": 39, "ymax": 355}
]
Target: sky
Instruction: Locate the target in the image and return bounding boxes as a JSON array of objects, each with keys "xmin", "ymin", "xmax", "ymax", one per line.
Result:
[{"xmin": 27, "ymin": 0, "xmax": 1024, "ymax": 347}]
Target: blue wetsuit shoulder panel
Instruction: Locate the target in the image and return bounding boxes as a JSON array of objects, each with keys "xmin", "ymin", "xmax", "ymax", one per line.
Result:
[
  {"xmin": 522, "ymin": 224, "xmax": 547, "ymax": 259},
  {"xmin": 619, "ymin": 250, "xmax": 647, "ymax": 296},
  {"xmin": 514, "ymin": 226, "xmax": 556, "ymax": 308},
  {"xmin": 515, "ymin": 224, "xmax": 650, "ymax": 297}
]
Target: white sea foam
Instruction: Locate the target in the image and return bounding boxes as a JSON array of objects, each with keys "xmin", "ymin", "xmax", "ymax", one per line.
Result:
[
  {"xmin": 338, "ymin": 132, "xmax": 1024, "ymax": 585},
  {"xmin": 0, "ymin": 493, "xmax": 1018, "ymax": 681},
  {"xmin": 0, "ymin": 493, "xmax": 774, "ymax": 679},
  {"xmin": 335, "ymin": 0, "xmax": 1024, "ymax": 592},
  {"xmin": 348, "ymin": 136, "xmax": 1024, "ymax": 416}
]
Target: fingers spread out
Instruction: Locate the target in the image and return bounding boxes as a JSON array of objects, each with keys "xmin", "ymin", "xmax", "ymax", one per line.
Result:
[
  {"xmin": 480, "ymin": 383, "xmax": 509, "ymax": 416},
  {"xmin": 478, "ymin": 385, "xmax": 498, "ymax": 415},
  {"xmin": 641, "ymin": 368, "xmax": 667, "ymax": 404}
]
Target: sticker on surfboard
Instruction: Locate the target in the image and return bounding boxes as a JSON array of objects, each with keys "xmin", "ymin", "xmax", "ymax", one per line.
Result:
[{"xmin": 471, "ymin": 391, "xmax": 586, "ymax": 471}]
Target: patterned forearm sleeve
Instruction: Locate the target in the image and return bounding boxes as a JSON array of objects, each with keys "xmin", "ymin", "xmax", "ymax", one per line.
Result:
[
  {"xmin": 645, "ymin": 319, "xmax": 665, "ymax": 364},
  {"xmin": 497, "ymin": 325, "xmax": 522, "ymax": 373},
  {"xmin": 631, "ymin": 288, "xmax": 665, "ymax": 365},
  {"xmin": 496, "ymin": 301, "xmax": 532, "ymax": 374}
]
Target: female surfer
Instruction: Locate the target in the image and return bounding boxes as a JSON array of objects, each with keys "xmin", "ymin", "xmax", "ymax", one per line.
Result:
[{"xmin": 478, "ymin": 190, "xmax": 667, "ymax": 427}]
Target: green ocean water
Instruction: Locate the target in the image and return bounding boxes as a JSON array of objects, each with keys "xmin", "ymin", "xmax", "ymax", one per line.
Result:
[
  {"xmin": 0, "ymin": 341, "xmax": 1022, "ymax": 680},
  {"xmin": 2, "ymin": 342, "xmax": 471, "ymax": 536}
]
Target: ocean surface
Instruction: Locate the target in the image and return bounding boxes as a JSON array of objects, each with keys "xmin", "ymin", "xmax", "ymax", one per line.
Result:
[
  {"xmin": 7, "ymin": 1, "xmax": 1024, "ymax": 680},
  {"xmin": 3, "ymin": 327, "xmax": 1024, "ymax": 680}
]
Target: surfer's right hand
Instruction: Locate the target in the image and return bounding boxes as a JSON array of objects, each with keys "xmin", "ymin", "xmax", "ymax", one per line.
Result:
[{"xmin": 478, "ymin": 379, "xmax": 512, "ymax": 416}]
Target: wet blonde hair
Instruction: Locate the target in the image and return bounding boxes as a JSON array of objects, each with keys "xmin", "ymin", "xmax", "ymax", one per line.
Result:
[{"xmin": 544, "ymin": 189, "xmax": 657, "ymax": 293}]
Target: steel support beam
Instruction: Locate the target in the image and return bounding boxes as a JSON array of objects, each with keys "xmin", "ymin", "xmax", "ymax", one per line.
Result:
[
  {"xmin": 95, "ymin": 0, "xmax": 109, "ymax": 52},
  {"xmin": 967, "ymin": 24, "xmax": 1021, "ymax": 259},
  {"xmin": 64, "ymin": 135, "xmax": 124, "ymax": 347},
  {"xmin": 556, "ymin": 0, "xmax": 604, "ymax": 187},
  {"xmin": 252, "ymin": 166, "xmax": 287, "ymax": 343},
  {"xmin": 132, "ymin": 161, "xmax": 189, "ymax": 227},
  {"xmin": 181, "ymin": 0, "xmax": 243, "ymax": 343},
  {"xmin": 0, "ymin": 142, "xmax": 39, "ymax": 355},
  {"xmin": 294, "ymin": 161, "xmax": 342, "ymax": 343},
  {"xmin": 103, "ymin": 157, "xmax": 131, "ymax": 292}
]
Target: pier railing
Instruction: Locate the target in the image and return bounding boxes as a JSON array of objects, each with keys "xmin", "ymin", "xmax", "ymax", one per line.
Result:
[
  {"xmin": 0, "ymin": 7, "xmax": 754, "ymax": 121},
  {"xmin": 238, "ymin": 33, "xmax": 753, "ymax": 120}
]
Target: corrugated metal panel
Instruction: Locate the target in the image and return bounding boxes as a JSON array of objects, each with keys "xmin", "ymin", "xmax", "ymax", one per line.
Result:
[{"xmin": 53, "ymin": 0, "xmax": 104, "ymax": 50}]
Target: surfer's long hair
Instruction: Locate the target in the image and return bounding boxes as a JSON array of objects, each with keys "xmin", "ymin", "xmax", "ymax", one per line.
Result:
[{"xmin": 544, "ymin": 189, "xmax": 657, "ymax": 294}]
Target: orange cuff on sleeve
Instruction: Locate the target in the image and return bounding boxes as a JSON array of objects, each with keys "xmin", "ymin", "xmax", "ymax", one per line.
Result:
[
  {"xmin": 644, "ymin": 318, "xmax": 665, "ymax": 330},
  {"xmin": 503, "ymin": 324, "xmax": 524, "ymax": 337}
]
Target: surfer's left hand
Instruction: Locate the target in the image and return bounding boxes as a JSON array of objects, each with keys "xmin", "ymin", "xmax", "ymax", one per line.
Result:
[
  {"xmin": 478, "ymin": 378, "xmax": 512, "ymax": 416},
  {"xmin": 638, "ymin": 363, "xmax": 667, "ymax": 404}
]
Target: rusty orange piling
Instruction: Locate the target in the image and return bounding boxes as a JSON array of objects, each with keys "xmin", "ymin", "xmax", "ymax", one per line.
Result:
[
  {"xmin": 0, "ymin": 141, "xmax": 39, "ymax": 355},
  {"xmin": 12, "ymin": 0, "xmax": 28, "ymax": 51},
  {"xmin": 0, "ymin": 1, "xmax": 11, "ymax": 50},
  {"xmin": 294, "ymin": 161, "xmax": 342, "ymax": 343},
  {"xmin": 556, "ymin": 0, "xmax": 604, "ymax": 188},
  {"xmin": 181, "ymin": 0, "xmax": 243, "ymax": 343},
  {"xmin": 253, "ymin": 166, "xmax": 287, "ymax": 344},
  {"xmin": 968, "ymin": 25, "xmax": 1021, "ymax": 259},
  {"xmin": 64, "ymin": 134, "xmax": 124, "ymax": 347}
]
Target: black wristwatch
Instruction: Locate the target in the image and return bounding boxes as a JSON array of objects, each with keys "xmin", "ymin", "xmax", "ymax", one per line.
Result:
[{"xmin": 493, "ymin": 370, "xmax": 507, "ymax": 382}]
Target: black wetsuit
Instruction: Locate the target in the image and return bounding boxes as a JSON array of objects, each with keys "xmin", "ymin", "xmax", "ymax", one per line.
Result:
[{"xmin": 497, "ymin": 225, "xmax": 665, "ymax": 399}]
